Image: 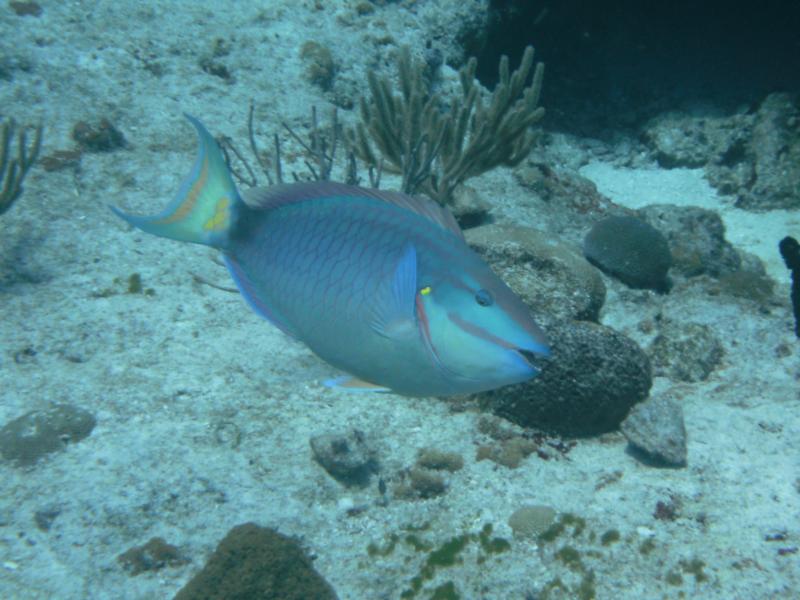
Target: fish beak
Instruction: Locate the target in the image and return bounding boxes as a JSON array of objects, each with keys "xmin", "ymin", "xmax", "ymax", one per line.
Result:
[{"xmin": 515, "ymin": 347, "xmax": 549, "ymax": 373}]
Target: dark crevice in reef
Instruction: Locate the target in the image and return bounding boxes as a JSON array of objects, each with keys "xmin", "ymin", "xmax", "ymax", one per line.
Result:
[{"xmin": 463, "ymin": 0, "xmax": 800, "ymax": 138}]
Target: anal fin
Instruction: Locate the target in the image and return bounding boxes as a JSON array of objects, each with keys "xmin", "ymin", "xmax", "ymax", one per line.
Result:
[{"xmin": 324, "ymin": 375, "xmax": 391, "ymax": 393}]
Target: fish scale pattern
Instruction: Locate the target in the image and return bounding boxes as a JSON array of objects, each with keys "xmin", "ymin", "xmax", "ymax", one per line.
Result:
[{"xmin": 230, "ymin": 196, "xmax": 463, "ymax": 347}]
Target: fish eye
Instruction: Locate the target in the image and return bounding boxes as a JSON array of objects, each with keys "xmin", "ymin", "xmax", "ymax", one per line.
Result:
[{"xmin": 475, "ymin": 289, "xmax": 494, "ymax": 307}]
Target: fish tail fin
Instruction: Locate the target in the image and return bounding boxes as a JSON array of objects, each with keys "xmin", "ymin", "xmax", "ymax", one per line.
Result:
[{"xmin": 111, "ymin": 114, "xmax": 242, "ymax": 248}]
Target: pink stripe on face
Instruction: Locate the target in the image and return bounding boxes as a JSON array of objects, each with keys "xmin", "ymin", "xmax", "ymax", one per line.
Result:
[
  {"xmin": 447, "ymin": 311, "xmax": 517, "ymax": 350},
  {"xmin": 416, "ymin": 294, "xmax": 444, "ymax": 368}
]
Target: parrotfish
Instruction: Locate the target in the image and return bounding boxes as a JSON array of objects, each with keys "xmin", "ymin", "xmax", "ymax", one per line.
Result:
[{"xmin": 113, "ymin": 116, "xmax": 549, "ymax": 396}]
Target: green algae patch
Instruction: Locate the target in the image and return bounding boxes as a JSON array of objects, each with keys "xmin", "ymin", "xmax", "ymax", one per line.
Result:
[
  {"xmin": 666, "ymin": 570, "xmax": 683, "ymax": 586},
  {"xmin": 530, "ymin": 513, "xmax": 605, "ymax": 600},
  {"xmin": 638, "ymin": 538, "xmax": 656, "ymax": 555},
  {"xmin": 127, "ymin": 272, "xmax": 143, "ymax": 293},
  {"xmin": 577, "ymin": 570, "xmax": 597, "ymax": 600},
  {"xmin": 478, "ymin": 523, "xmax": 511, "ymax": 555},
  {"xmin": 663, "ymin": 557, "xmax": 709, "ymax": 589},
  {"xmin": 367, "ymin": 533, "xmax": 399, "ymax": 558},
  {"xmin": 555, "ymin": 545, "xmax": 584, "ymax": 571},
  {"xmin": 538, "ymin": 512, "xmax": 586, "ymax": 544},
  {"xmin": 561, "ymin": 513, "xmax": 587, "ymax": 537},
  {"xmin": 405, "ymin": 534, "xmax": 434, "ymax": 552},
  {"xmin": 679, "ymin": 558, "xmax": 708, "ymax": 582},
  {"xmin": 539, "ymin": 577, "xmax": 567, "ymax": 599},
  {"xmin": 530, "ymin": 513, "xmax": 709, "ymax": 599},
  {"xmin": 426, "ymin": 535, "xmax": 469, "ymax": 570},
  {"xmin": 538, "ymin": 520, "xmax": 566, "ymax": 543},
  {"xmin": 391, "ymin": 523, "xmax": 510, "ymax": 599},
  {"xmin": 431, "ymin": 581, "xmax": 459, "ymax": 600},
  {"xmin": 600, "ymin": 529, "xmax": 620, "ymax": 546}
]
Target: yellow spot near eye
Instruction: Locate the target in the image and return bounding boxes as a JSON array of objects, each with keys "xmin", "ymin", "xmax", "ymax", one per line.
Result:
[
  {"xmin": 420, "ymin": 286, "xmax": 431, "ymax": 296},
  {"xmin": 204, "ymin": 197, "xmax": 230, "ymax": 231}
]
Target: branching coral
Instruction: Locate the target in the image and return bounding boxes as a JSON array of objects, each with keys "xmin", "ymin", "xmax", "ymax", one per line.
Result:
[
  {"xmin": 347, "ymin": 46, "xmax": 545, "ymax": 205},
  {"xmin": 1, "ymin": 118, "xmax": 42, "ymax": 215}
]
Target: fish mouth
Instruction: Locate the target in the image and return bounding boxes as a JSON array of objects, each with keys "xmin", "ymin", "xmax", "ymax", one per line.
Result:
[{"xmin": 515, "ymin": 348, "xmax": 547, "ymax": 372}]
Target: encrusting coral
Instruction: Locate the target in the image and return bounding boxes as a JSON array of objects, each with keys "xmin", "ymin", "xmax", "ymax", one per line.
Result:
[{"xmin": 347, "ymin": 46, "xmax": 545, "ymax": 205}]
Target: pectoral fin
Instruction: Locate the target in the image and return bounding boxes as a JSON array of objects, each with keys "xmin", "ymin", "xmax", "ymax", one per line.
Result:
[{"xmin": 368, "ymin": 243, "xmax": 418, "ymax": 339}]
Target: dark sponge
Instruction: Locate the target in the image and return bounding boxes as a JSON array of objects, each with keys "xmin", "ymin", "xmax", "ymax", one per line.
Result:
[
  {"xmin": 480, "ymin": 319, "xmax": 652, "ymax": 437},
  {"xmin": 583, "ymin": 215, "xmax": 672, "ymax": 292}
]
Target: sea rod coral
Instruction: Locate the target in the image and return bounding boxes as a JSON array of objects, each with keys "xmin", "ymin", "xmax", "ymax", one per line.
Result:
[{"xmin": 0, "ymin": 118, "xmax": 42, "ymax": 216}]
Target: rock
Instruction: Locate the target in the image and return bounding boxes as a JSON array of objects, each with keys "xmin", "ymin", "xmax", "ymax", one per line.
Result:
[
  {"xmin": 642, "ymin": 111, "xmax": 711, "ymax": 168},
  {"xmin": 479, "ymin": 319, "xmax": 652, "ymax": 437},
  {"xmin": 641, "ymin": 101, "xmax": 800, "ymax": 209},
  {"xmin": 735, "ymin": 93, "xmax": 800, "ymax": 210},
  {"xmin": 648, "ymin": 320, "xmax": 724, "ymax": 383},
  {"xmin": 33, "ymin": 506, "xmax": 61, "ymax": 532},
  {"xmin": 700, "ymin": 93, "xmax": 800, "ymax": 210},
  {"xmin": 72, "ymin": 118, "xmax": 126, "ymax": 152},
  {"xmin": 174, "ymin": 523, "xmax": 338, "ymax": 600},
  {"xmin": 310, "ymin": 430, "xmax": 378, "ymax": 486},
  {"xmin": 450, "ymin": 184, "xmax": 492, "ymax": 229},
  {"xmin": 715, "ymin": 269, "xmax": 776, "ymax": 307},
  {"xmin": 583, "ymin": 216, "xmax": 672, "ymax": 293},
  {"xmin": 621, "ymin": 391, "xmax": 687, "ymax": 466},
  {"xmin": 118, "ymin": 537, "xmax": 187, "ymax": 576},
  {"xmin": 514, "ymin": 162, "xmax": 618, "ymax": 218},
  {"xmin": 637, "ymin": 204, "xmax": 741, "ymax": 278},
  {"xmin": 0, "ymin": 404, "xmax": 96, "ymax": 465},
  {"xmin": 467, "ymin": 224, "xmax": 606, "ymax": 322},
  {"xmin": 642, "ymin": 109, "xmax": 754, "ymax": 172}
]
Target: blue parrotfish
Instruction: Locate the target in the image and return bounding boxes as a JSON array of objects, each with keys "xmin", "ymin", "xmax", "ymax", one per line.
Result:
[{"xmin": 112, "ymin": 115, "xmax": 549, "ymax": 396}]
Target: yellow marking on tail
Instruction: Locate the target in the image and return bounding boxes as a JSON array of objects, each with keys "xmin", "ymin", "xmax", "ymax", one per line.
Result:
[{"xmin": 204, "ymin": 196, "xmax": 230, "ymax": 231}]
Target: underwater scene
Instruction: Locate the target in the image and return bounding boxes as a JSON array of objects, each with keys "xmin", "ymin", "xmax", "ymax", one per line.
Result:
[{"xmin": 1, "ymin": 1, "xmax": 799, "ymax": 598}]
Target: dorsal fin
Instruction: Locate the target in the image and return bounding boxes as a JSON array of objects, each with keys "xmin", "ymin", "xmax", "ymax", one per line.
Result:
[{"xmin": 241, "ymin": 181, "xmax": 464, "ymax": 241}]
